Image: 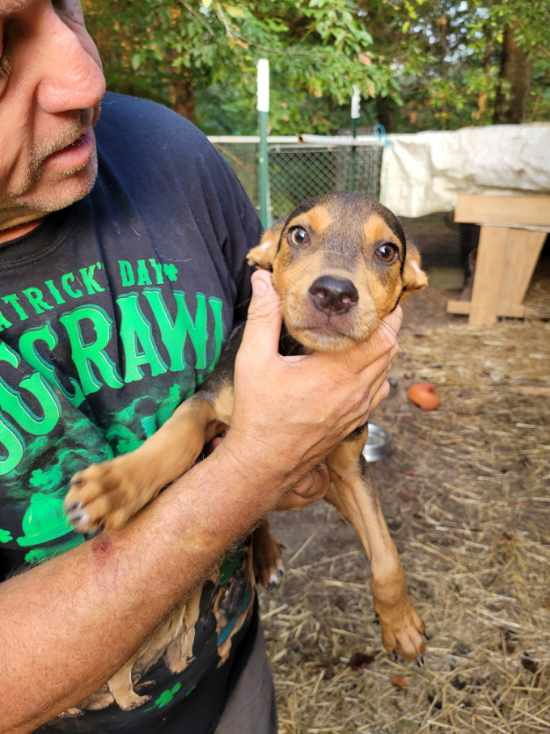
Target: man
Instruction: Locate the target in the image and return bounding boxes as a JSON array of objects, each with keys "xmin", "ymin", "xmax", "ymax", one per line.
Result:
[{"xmin": 0, "ymin": 1, "xmax": 401, "ymax": 732}]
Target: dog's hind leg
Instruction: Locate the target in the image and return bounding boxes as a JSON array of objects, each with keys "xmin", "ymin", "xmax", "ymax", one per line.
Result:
[
  {"xmin": 252, "ymin": 520, "xmax": 285, "ymax": 589},
  {"xmin": 326, "ymin": 434, "xmax": 426, "ymax": 661},
  {"xmin": 65, "ymin": 396, "xmax": 222, "ymax": 533}
]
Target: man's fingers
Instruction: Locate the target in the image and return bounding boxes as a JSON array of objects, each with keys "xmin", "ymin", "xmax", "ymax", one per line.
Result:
[
  {"xmin": 368, "ymin": 378, "xmax": 391, "ymax": 414},
  {"xmin": 381, "ymin": 305, "xmax": 403, "ymax": 338},
  {"xmin": 313, "ymin": 306, "xmax": 402, "ymax": 376},
  {"xmin": 274, "ymin": 464, "xmax": 330, "ymax": 511},
  {"xmin": 358, "ymin": 306, "xmax": 402, "ymax": 361},
  {"xmin": 355, "ymin": 307, "xmax": 402, "ymax": 364},
  {"xmin": 292, "ymin": 463, "xmax": 330, "ymax": 498},
  {"xmin": 240, "ymin": 270, "xmax": 282, "ymax": 358}
]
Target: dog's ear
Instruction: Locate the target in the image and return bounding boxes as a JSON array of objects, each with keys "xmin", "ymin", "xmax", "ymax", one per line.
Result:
[
  {"xmin": 403, "ymin": 242, "xmax": 428, "ymax": 291},
  {"xmin": 246, "ymin": 221, "xmax": 285, "ymax": 271}
]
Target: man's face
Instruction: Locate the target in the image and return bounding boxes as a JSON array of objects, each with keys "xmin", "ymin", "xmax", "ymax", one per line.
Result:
[{"xmin": 0, "ymin": 0, "xmax": 106, "ymax": 232}]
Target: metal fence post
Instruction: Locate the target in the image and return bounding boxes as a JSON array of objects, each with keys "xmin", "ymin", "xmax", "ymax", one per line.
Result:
[
  {"xmin": 257, "ymin": 58, "xmax": 272, "ymax": 228},
  {"xmin": 351, "ymin": 85, "xmax": 361, "ymax": 191}
]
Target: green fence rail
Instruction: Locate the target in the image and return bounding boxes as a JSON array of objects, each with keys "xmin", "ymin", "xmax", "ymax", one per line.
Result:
[{"xmin": 210, "ymin": 137, "xmax": 383, "ymax": 222}]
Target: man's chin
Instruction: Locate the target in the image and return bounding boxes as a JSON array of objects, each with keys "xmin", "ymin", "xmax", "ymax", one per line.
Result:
[{"xmin": 20, "ymin": 152, "xmax": 98, "ymax": 217}]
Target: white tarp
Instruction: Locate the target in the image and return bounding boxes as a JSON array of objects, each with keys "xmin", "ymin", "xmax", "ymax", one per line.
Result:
[{"xmin": 379, "ymin": 123, "xmax": 550, "ymax": 217}]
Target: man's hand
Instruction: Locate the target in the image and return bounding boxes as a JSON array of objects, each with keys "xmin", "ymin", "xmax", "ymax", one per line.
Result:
[
  {"xmin": 219, "ymin": 270, "xmax": 401, "ymax": 510},
  {"xmin": 274, "ymin": 462, "xmax": 330, "ymax": 510}
]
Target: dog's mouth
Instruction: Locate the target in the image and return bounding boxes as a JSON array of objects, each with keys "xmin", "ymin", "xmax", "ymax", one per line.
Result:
[
  {"xmin": 285, "ymin": 312, "xmax": 380, "ymax": 352},
  {"xmin": 290, "ymin": 327, "xmax": 357, "ymax": 352}
]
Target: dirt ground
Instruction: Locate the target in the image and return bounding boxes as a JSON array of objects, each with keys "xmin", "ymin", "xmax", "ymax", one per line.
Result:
[{"xmin": 260, "ymin": 215, "xmax": 550, "ymax": 733}]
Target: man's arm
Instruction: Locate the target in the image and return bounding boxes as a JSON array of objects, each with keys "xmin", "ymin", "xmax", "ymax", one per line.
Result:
[
  {"xmin": 0, "ymin": 451, "xmax": 285, "ymax": 733},
  {"xmin": 0, "ymin": 272, "xmax": 400, "ymax": 732}
]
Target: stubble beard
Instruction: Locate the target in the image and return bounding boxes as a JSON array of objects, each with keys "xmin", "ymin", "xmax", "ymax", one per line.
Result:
[
  {"xmin": 0, "ymin": 111, "xmax": 100, "ymax": 229},
  {"xmin": 27, "ymin": 147, "xmax": 98, "ymax": 213}
]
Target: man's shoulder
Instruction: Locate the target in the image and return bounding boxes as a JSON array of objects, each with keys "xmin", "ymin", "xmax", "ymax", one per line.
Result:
[
  {"xmin": 91, "ymin": 92, "xmax": 260, "ymax": 284},
  {"xmin": 96, "ymin": 92, "xmax": 213, "ymax": 164},
  {"xmin": 93, "ymin": 91, "xmax": 254, "ymax": 220}
]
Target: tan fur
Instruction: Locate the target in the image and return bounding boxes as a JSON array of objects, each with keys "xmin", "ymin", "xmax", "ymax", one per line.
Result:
[
  {"xmin": 300, "ymin": 204, "xmax": 333, "ymax": 234},
  {"xmin": 65, "ymin": 396, "xmax": 218, "ymax": 531},
  {"xmin": 212, "ymin": 382, "xmax": 236, "ymax": 426},
  {"xmin": 362, "ymin": 213, "xmax": 401, "ymax": 246},
  {"xmin": 252, "ymin": 520, "xmax": 284, "ymax": 588},
  {"xmin": 325, "ymin": 433, "xmax": 425, "ymax": 658},
  {"xmin": 246, "ymin": 231, "xmax": 279, "ymax": 270},
  {"xmin": 403, "ymin": 242, "xmax": 428, "ymax": 292}
]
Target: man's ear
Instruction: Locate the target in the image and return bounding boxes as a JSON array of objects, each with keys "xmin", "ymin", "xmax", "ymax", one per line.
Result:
[
  {"xmin": 246, "ymin": 221, "xmax": 284, "ymax": 270},
  {"xmin": 403, "ymin": 242, "xmax": 428, "ymax": 291}
]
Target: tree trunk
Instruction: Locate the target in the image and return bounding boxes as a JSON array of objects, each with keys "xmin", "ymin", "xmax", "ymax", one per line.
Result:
[
  {"xmin": 375, "ymin": 97, "xmax": 396, "ymax": 133},
  {"xmin": 170, "ymin": 77, "xmax": 196, "ymax": 121},
  {"xmin": 493, "ymin": 25, "xmax": 531, "ymax": 124}
]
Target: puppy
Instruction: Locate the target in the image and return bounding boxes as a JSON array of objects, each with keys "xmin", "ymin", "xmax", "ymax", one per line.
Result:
[{"xmin": 64, "ymin": 193, "xmax": 428, "ymax": 710}]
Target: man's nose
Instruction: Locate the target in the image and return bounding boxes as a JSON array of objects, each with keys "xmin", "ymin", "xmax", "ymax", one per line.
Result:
[
  {"xmin": 36, "ymin": 15, "xmax": 106, "ymax": 115},
  {"xmin": 309, "ymin": 276, "xmax": 359, "ymax": 315}
]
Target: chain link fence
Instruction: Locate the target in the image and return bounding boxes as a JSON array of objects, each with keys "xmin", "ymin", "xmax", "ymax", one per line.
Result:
[{"xmin": 210, "ymin": 137, "xmax": 383, "ymax": 221}]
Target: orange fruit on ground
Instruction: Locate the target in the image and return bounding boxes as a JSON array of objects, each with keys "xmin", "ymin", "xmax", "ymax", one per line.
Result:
[{"xmin": 407, "ymin": 382, "xmax": 440, "ymax": 411}]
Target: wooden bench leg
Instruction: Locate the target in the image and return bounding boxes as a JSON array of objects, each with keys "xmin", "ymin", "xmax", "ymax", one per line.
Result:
[
  {"xmin": 499, "ymin": 229, "xmax": 546, "ymax": 309},
  {"xmin": 469, "ymin": 226, "xmax": 509, "ymax": 327},
  {"xmin": 448, "ymin": 226, "xmax": 546, "ymax": 327}
]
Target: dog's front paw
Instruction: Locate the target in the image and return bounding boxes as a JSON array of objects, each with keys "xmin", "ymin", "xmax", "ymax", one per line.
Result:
[
  {"xmin": 375, "ymin": 594, "xmax": 426, "ymax": 661},
  {"xmin": 64, "ymin": 459, "xmax": 152, "ymax": 533}
]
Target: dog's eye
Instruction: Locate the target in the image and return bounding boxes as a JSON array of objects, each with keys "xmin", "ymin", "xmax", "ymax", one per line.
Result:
[
  {"xmin": 288, "ymin": 226, "xmax": 309, "ymax": 247},
  {"xmin": 375, "ymin": 242, "xmax": 399, "ymax": 264}
]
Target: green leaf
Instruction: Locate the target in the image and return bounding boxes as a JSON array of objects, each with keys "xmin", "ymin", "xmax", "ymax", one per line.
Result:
[{"xmin": 223, "ymin": 4, "xmax": 245, "ymax": 17}]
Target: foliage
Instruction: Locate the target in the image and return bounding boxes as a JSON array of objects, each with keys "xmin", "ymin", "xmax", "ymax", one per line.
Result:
[
  {"xmin": 84, "ymin": 0, "xmax": 396, "ymax": 133},
  {"xmin": 363, "ymin": 0, "xmax": 550, "ymax": 129},
  {"xmin": 83, "ymin": 0, "xmax": 550, "ymax": 133}
]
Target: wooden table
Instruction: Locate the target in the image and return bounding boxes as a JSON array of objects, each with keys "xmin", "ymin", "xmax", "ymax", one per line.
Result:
[{"xmin": 447, "ymin": 194, "xmax": 550, "ymax": 327}]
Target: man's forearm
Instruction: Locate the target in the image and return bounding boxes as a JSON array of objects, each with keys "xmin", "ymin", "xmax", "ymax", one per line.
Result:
[{"xmin": 0, "ymin": 447, "xmax": 279, "ymax": 733}]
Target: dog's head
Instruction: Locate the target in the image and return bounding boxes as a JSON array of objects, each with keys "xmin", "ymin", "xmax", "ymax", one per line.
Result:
[{"xmin": 247, "ymin": 193, "xmax": 427, "ymax": 352}]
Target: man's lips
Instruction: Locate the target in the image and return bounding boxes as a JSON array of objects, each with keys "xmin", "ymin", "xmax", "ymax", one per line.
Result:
[
  {"xmin": 44, "ymin": 129, "xmax": 94, "ymax": 170},
  {"xmin": 53, "ymin": 128, "xmax": 91, "ymax": 154}
]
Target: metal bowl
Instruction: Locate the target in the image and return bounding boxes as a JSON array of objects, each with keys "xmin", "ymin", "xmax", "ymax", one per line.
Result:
[{"xmin": 362, "ymin": 422, "xmax": 391, "ymax": 463}]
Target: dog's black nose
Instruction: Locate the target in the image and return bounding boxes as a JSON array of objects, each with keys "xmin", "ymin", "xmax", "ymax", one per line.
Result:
[{"xmin": 309, "ymin": 276, "xmax": 359, "ymax": 315}]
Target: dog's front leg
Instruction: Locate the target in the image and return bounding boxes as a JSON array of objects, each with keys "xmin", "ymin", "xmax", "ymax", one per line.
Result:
[
  {"xmin": 326, "ymin": 436, "xmax": 426, "ymax": 660},
  {"xmin": 65, "ymin": 396, "xmax": 221, "ymax": 533}
]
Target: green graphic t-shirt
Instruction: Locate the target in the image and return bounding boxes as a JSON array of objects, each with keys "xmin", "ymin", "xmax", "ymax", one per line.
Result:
[{"xmin": 0, "ymin": 93, "xmax": 261, "ymax": 732}]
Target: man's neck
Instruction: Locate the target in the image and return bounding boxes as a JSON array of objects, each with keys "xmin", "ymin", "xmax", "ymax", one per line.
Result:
[{"xmin": 0, "ymin": 219, "xmax": 43, "ymax": 245}]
